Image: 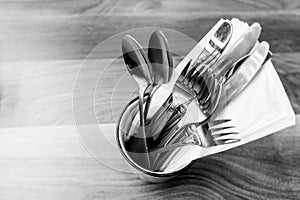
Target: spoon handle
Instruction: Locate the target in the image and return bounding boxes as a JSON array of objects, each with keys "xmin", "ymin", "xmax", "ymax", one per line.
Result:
[{"xmin": 138, "ymin": 85, "xmax": 152, "ymax": 169}]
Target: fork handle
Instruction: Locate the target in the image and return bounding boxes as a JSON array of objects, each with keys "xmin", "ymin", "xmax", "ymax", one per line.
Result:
[{"xmin": 158, "ymin": 123, "xmax": 186, "ymax": 147}]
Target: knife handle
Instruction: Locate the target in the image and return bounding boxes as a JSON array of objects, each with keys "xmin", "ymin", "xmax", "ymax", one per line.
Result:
[
  {"xmin": 213, "ymin": 41, "xmax": 270, "ymax": 117},
  {"xmin": 213, "ymin": 23, "xmax": 262, "ymax": 80}
]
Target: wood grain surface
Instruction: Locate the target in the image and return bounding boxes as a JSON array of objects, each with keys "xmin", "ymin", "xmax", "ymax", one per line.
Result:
[
  {"xmin": 0, "ymin": 55, "xmax": 299, "ymax": 127},
  {"xmin": 0, "ymin": 0, "xmax": 299, "ymax": 127},
  {"xmin": 1, "ymin": 0, "xmax": 300, "ymax": 61},
  {"xmin": 0, "ymin": 0, "xmax": 299, "ymax": 199},
  {"xmin": 0, "ymin": 117, "xmax": 299, "ymax": 200}
]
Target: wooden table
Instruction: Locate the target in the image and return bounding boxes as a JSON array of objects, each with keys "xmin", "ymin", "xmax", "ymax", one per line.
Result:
[
  {"xmin": 0, "ymin": 117, "xmax": 299, "ymax": 200},
  {"xmin": 0, "ymin": 0, "xmax": 300, "ymax": 199}
]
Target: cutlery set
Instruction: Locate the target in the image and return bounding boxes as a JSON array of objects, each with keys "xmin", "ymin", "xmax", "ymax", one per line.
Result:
[{"xmin": 117, "ymin": 19, "xmax": 272, "ymax": 173}]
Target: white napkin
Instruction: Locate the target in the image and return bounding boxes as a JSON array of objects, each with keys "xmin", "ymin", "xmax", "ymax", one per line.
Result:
[{"xmin": 163, "ymin": 19, "xmax": 295, "ymax": 173}]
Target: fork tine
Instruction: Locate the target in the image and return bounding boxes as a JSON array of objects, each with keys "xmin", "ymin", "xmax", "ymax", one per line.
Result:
[
  {"xmin": 178, "ymin": 59, "xmax": 192, "ymax": 82},
  {"xmin": 183, "ymin": 67, "xmax": 196, "ymax": 85},
  {"xmin": 209, "ymin": 126, "xmax": 235, "ymax": 132},
  {"xmin": 198, "ymin": 75, "xmax": 213, "ymax": 104},
  {"xmin": 209, "ymin": 121, "xmax": 237, "ymax": 134},
  {"xmin": 188, "ymin": 71, "xmax": 200, "ymax": 89},
  {"xmin": 193, "ymin": 50, "xmax": 216, "ymax": 69},
  {"xmin": 201, "ymin": 100, "xmax": 211, "ymax": 111},
  {"xmin": 196, "ymin": 62, "xmax": 208, "ymax": 76},
  {"xmin": 213, "ymin": 138, "xmax": 241, "ymax": 144},
  {"xmin": 188, "ymin": 51, "xmax": 217, "ymax": 90},
  {"xmin": 212, "ymin": 131, "xmax": 239, "ymax": 144},
  {"xmin": 201, "ymin": 82, "xmax": 215, "ymax": 111},
  {"xmin": 209, "ymin": 119, "xmax": 231, "ymax": 127},
  {"xmin": 184, "ymin": 53, "xmax": 212, "ymax": 83},
  {"xmin": 196, "ymin": 84, "xmax": 208, "ymax": 102},
  {"xmin": 181, "ymin": 59, "xmax": 192, "ymax": 76},
  {"xmin": 189, "ymin": 49, "xmax": 218, "ymax": 79},
  {"xmin": 193, "ymin": 74, "xmax": 205, "ymax": 93},
  {"xmin": 196, "ymin": 60, "xmax": 214, "ymax": 78},
  {"xmin": 207, "ymin": 83, "xmax": 222, "ymax": 114},
  {"xmin": 202, "ymin": 75, "xmax": 216, "ymax": 104},
  {"xmin": 195, "ymin": 73, "xmax": 209, "ymax": 100},
  {"xmin": 197, "ymin": 51, "xmax": 219, "ymax": 74},
  {"xmin": 211, "ymin": 130, "xmax": 239, "ymax": 136},
  {"xmin": 203, "ymin": 50, "xmax": 219, "ymax": 65}
]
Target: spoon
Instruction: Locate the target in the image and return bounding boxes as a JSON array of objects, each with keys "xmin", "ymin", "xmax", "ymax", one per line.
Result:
[
  {"xmin": 145, "ymin": 20, "xmax": 234, "ymax": 131},
  {"xmin": 144, "ymin": 30, "xmax": 174, "ymax": 123},
  {"xmin": 122, "ymin": 35, "xmax": 153, "ymax": 169},
  {"xmin": 148, "ymin": 30, "xmax": 174, "ymax": 84}
]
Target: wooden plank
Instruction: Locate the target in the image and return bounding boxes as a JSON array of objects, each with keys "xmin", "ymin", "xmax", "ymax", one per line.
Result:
[
  {"xmin": 1, "ymin": 0, "xmax": 300, "ymax": 15},
  {"xmin": 0, "ymin": 11, "xmax": 300, "ymax": 61},
  {"xmin": 0, "ymin": 53, "xmax": 299, "ymax": 127},
  {"xmin": 0, "ymin": 116, "xmax": 299, "ymax": 199},
  {"xmin": 274, "ymin": 53, "xmax": 300, "ymax": 113}
]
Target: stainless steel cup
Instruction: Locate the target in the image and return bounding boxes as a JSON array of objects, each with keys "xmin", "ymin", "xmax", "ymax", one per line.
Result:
[{"xmin": 116, "ymin": 95, "xmax": 195, "ymax": 183}]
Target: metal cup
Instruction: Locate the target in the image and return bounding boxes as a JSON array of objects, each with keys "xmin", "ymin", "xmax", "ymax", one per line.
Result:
[{"xmin": 116, "ymin": 95, "xmax": 195, "ymax": 182}]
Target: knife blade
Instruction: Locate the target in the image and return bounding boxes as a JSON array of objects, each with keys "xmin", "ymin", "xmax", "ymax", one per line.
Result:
[
  {"xmin": 212, "ymin": 22, "xmax": 262, "ymax": 83},
  {"xmin": 214, "ymin": 41, "xmax": 270, "ymax": 117}
]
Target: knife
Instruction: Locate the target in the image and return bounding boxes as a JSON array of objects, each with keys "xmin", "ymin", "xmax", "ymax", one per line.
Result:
[
  {"xmin": 223, "ymin": 50, "xmax": 273, "ymax": 82},
  {"xmin": 213, "ymin": 41, "xmax": 270, "ymax": 117},
  {"xmin": 212, "ymin": 22, "xmax": 262, "ymax": 83}
]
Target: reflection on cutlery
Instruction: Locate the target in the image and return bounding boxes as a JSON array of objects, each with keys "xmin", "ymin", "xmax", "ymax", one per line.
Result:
[
  {"xmin": 151, "ymin": 119, "xmax": 238, "ymax": 155},
  {"xmin": 122, "ymin": 35, "xmax": 153, "ymax": 169},
  {"xmin": 224, "ymin": 50, "xmax": 272, "ymax": 83},
  {"xmin": 156, "ymin": 21, "xmax": 234, "ymax": 143},
  {"xmin": 125, "ymin": 20, "xmax": 231, "ymax": 141},
  {"xmin": 117, "ymin": 18, "xmax": 280, "ymax": 179},
  {"xmin": 144, "ymin": 30, "xmax": 174, "ymax": 123},
  {"xmin": 158, "ymin": 73, "xmax": 222, "ymax": 147},
  {"xmin": 176, "ymin": 20, "xmax": 232, "ymax": 97},
  {"xmin": 212, "ymin": 22, "xmax": 262, "ymax": 84},
  {"xmin": 179, "ymin": 20, "xmax": 232, "ymax": 86},
  {"xmin": 156, "ymin": 41, "xmax": 270, "ymax": 153},
  {"xmin": 144, "ymin": 20, "xmax": 233, "ymax": 137},
  {"xmin": 214, "ymin": 41, "xmax": 271, "ymax": 117},
  {"xmin": 148, "ymin": 30, "xmax": 173, "ymax": 84}
]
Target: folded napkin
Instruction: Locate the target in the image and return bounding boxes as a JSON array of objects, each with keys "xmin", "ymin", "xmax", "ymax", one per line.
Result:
[{"xmin": 162, "ymin": 19, "xmax": 295, "ymax": 173}]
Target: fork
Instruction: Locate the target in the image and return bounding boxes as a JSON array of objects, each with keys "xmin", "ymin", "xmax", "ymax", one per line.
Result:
[
  {"xmin": 125, "ymin": 21, "xmax": 232, "ymax": 142},
  {"xmin": 154, "ymin": 41, "xmax": 271, "ymax": 153},
  {"xmin": 174, "ymin": 22, "xmax": 231, "ymax": 107},
  {"xmin": 151, "ymin": 119, "xmax": 239, "ymax": 154},
  {"xmin": 161, "ymin": 48, "xmax": 224, "ymax": 136},
  {"xmin": 153, "ymin": 50, "xmax": 236, "ymax": 149},
  {"xmin": 144, "ymin": 20, "xmax": 233, "ymax": 127},
  {"xmin": 176, "ymin": 20, "xmax": 232, "ymax": 97},
  {"xmin": 157, "ymin": 72, "xmax": 223, "ymax": 147},
  {"xmin": 158, "ymin": 28, "xmax": 268, "ymax": 148},
  {"xmin": 150, "ymin": 118, "xmax": 238, "ymax": 171}
]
